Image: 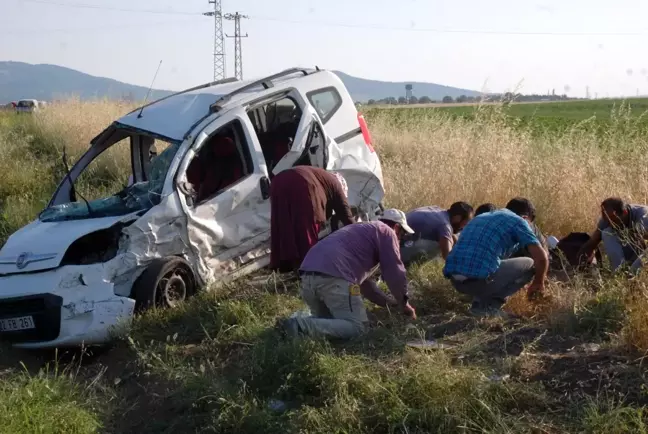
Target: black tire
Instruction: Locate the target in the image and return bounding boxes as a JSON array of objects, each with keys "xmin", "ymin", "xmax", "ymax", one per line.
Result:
[{"xmin": 132, "ymin": 257, "xmax": 197, "ymax": 313}]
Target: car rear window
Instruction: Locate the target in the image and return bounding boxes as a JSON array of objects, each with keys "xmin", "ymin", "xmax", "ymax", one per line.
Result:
[
  {"xmin": 307, "ymin": 87, "xmax": 342, "ymax": 124},
  {"xmin": 18, "ymin": 101, "xmax": 34, "ymax": 107}
]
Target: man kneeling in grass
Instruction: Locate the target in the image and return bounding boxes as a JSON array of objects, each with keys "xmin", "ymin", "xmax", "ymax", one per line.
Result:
[
  {"xmin": 442, "ymin": 198, "xmax": 549, "ymax": 318},
  {"xmin": 578, "ymin": 197, "xmax": 648, "ymax": 275},
  {"xmin": 401, "ymin": 202, "xmax": 474, "ymax": 267},
  {"xmin": 277, "ymin": 209, "xmax": 417, "ymax": 340}
]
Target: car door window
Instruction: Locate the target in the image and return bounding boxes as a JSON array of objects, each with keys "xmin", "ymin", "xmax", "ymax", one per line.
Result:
[
  {"xmin": 306, "ymin": 87, "xmax": 342, "ymax": 124},
  {"xmin": 247, "ymin": 96, "xmax": 303, "ymax": 173},
  {"xmin": 184, "ymin": 120, "xmax": 253, "ymax": 205}
]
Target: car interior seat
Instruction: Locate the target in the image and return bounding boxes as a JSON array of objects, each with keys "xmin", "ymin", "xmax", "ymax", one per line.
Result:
[{"xmin": 187, "ymin": 133, "xmax": 245, "ymax": 203}]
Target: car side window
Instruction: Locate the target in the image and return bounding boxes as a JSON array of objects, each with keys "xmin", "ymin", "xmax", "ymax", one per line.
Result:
[
  {"xmin": 184, "ymin": 120, "xmax": 253, "ymax": 205},
  {"xmin": 307, "ymin": 87, "xmax": 342, "ymax": 124},
  {"xmin": 247, "ymin": 96, "xmax": 303, "ymax": 174}
]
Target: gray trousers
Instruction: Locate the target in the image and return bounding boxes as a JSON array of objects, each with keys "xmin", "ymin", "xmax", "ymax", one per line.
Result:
[
  {"xmin": 449, "ymin": 258, "xmax": 535, "ymax": 310},
  {"xmin": 295, "ymin": 273, "xmax": 367, "ymax": 340},
  {"xmin": 400, "ymin": 239, "xmax": 441, "ymax": 266},
  {"xmin": 601, "ymin": 230, "xmax": 644, "ymax": 273}
]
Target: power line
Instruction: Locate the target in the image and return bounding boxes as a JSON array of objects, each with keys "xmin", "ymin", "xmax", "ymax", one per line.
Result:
[
  {"xmin": 19, "ymin": 0, "xmax": 203, "ymax": 15},
  {"xmin": 226, "ymin": 13, "xmax": 249, "ymax": 80},
  {"xmin": 0, "ymin": 18, "xmax": 203, "ymax": 36},
  {"xmin": 13, "ymin": 1, "xmax": 648, "ymax": 37},
  {"xmin": 248, "ymin": 15, "xmax": 648, "ymax": 37}
]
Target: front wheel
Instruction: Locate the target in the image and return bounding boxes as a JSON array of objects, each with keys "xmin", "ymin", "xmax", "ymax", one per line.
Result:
[{"xmin": 132, "ymin": 257, "xmax": 197, "ymax": 313}]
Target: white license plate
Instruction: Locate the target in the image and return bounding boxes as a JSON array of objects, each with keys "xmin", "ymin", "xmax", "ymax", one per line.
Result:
[{"xmin": 0, "ymin": 316, "xmax": 35, "ymax": 331}]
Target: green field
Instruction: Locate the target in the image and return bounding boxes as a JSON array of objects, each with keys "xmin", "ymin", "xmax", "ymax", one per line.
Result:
[{"xmin": 365, "ymin": 98, "xmax": 648, "ymax": 137}]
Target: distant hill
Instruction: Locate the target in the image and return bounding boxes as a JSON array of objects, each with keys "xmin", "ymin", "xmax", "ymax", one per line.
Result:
[
  {"xmin": 0, "ymin": 61, "xmax": 173, "ymax": 103},
  {"xmin": 0, "ymin": 61, "xmax": 479, "ymax": 104},
  {"xmin": 333, "ymin": 71, "xmax": 480, "ymax": 103}
]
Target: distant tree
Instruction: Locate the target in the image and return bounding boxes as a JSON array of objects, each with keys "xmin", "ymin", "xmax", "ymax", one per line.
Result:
[
  {"xmin": 367, "ymin": 99, "xmax": 376, "ymax": 105},
  {"xmin": 442, "ymin": 96, "xmax": 454, "ymax": 103},
  {"xmin": 409, "ymin": 96, "xmax": 419, "ymax": 104},
  {"xmin": 386, "ymin": 97, "xmax": 398, "ymax": 105},
  {"xmin": 456, "ymin": 95, "xmax": 468, "ymax": 103},
  {"xmin": 502, "ymin": 92, "xmax": 516, "ymax": 103},
  {"xmin": 398, "ymin": 96, "xmax": 407, "ymax": 104},
  {"xmin": 418, "ymin": 96, "xmax": 432, "ymax": 104}
]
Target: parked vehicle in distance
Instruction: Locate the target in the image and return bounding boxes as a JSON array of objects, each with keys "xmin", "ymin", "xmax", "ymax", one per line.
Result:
[
  {"xmin": 15, "ymin": 99, "xmax": 41, "ymax": 114},
  {"xmin": 0, "ymin": 67, "xmax": 385, "ymax": 348}
]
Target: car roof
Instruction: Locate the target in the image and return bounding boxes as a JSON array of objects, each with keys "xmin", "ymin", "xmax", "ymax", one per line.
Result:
[{"xmin": 117, "ymin": 67, "xmax": 324, "ymax": 142}]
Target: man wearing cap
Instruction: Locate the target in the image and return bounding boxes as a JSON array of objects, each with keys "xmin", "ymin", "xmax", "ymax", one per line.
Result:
[
  {"xmin": 269, "ymin": 166, "xmax": 355, "ymax": 273},
  {"xmin": 278, "ymin": 209, "xmax": 417, "ymax": 340},
  {"xmin": 401, "ymin": 202, "xmax": 474, "ymax": 266},
  {"xmin": 443, "ymin": 197, "xmax": 549, "ymax": 318}
]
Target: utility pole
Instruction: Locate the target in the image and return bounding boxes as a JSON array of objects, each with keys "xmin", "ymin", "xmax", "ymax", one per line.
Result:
[
  {"xmin": 225, "ymin": 12, "xmax": 249, "ymax": 80},
  {"xmin": 203, "ymin": 0, "xmax": 226, "ymax": 80}
]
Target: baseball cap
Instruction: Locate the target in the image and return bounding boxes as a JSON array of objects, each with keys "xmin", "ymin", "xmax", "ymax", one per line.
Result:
[{"xmin": 381, "ymin": 208, "xmax": 415, "ymax": 234}]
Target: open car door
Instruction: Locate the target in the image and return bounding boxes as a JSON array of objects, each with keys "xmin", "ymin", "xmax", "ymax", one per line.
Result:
[
  {"xmin": 271, "ymin": 104, "xmax": 329, "ymax": 175},
  {"xmin": 175, "ymin": 109, "xmax": 273, "ymax": 284}
]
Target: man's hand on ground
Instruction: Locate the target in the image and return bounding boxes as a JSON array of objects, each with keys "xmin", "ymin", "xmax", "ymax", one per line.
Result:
[
  {"xmin": 526, "ymin": 281, "xmax": 546, "ymax": 301},
  {"xmin": 402, "ymin": 302, "xmax": 417, "ymax": 320}
]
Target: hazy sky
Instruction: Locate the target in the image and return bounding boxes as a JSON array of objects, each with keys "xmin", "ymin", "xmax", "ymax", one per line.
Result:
[{"xmin": 3, "ymin": 0, "xmax": 648, "ymax": 97}]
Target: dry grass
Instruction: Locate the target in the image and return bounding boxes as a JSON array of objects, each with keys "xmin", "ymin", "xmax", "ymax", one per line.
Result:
[
  {"xmin": 3, "ymin": 99, "xmax": 648, "ymax": 432},
  {"xmin": 369, "ymin": 106, "xmax": 648, "ymax": 236},
  {"xmin": 33, "ymin": 98, "xmax": 137, "ymax": 155}
]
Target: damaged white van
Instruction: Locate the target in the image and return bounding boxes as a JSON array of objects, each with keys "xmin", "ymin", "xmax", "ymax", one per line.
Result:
[{"xmin": 0, "ymin": 68, "xmax": 384, "ymax": 348}]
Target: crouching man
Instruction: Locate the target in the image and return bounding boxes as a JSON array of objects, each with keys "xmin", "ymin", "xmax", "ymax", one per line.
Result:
[
  {"xmin": 278, "ymin": 209, "xmax": 417, "ymax": 340},
  {"xmin": 401, "ymin": 202, "xmax": 474, "ymax": 267},
  {"xmin": 578, "ymin": 197, "xmax": 648, "ymax": 275},
  {"xmin": 442, "ymin": 198, "xmax": 549, "ymax": 318},
  {"xmin": 269, "ymin": 166, "xmax": 354, "ymax": 273}
]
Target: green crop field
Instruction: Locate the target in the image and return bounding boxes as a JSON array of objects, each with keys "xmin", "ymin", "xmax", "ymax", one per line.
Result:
[{"xmin": 365, "ymin": 98, "xmax": 648, "ymax": 137}]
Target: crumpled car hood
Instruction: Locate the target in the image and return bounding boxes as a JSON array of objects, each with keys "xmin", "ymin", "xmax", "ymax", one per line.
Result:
[{"xmin": 0, "ymin": 213, "xmax": 139, "ymax": 275}]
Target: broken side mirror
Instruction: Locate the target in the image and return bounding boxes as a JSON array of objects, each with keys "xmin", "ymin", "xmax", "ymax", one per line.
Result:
[{"xmin": 260, "ymin": 176, "xmax": 270, "ymax": 200}]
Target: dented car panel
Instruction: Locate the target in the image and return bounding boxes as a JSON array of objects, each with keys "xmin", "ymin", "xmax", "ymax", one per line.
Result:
[
  {"xmin": 0, "ymin": 213, "xmax": 140, "ymax": 275},
  {"xmin": 0, "ymin": 67, "xmax": 385, "ymax": 348},
  {"xmin": 0, "ymin": 262, "xmax": 135, "ymax": 349},
  {"xmin": 174, "ymin": 108, "xmax": 272, "ymax": 285}
]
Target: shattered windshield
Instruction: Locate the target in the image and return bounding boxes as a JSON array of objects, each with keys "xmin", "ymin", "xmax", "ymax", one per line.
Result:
[{"xmin": 39, "ymin": 141, "xmax": 180, "ymax": 222}]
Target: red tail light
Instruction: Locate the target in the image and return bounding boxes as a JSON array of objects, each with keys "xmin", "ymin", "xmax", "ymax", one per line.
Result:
[{"xmin": 357, "ymin": 113, "xmax": 374, "ymax": 152}]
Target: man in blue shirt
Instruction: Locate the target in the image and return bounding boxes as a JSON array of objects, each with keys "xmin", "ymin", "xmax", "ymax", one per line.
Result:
[{"xmin": 443, "ymin": 197, "xmax": 549, "ymax": 318}]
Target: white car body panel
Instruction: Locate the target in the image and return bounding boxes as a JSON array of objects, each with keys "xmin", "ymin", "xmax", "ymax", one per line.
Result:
[
  {"xmin": 0, "ymin": 67, "xmax": 385, "ymax": 348},
  {"xmin": 0, "ymin": 213, "xmax": 139, "ymax": 275}
]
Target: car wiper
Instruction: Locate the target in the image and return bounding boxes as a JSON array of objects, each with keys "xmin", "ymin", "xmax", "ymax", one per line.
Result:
[{"xmin": 62, "ymin": 146, "xmax": 94, "ymax": 218}]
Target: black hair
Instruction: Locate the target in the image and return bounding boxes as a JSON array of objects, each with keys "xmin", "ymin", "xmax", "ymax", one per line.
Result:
[
  {"xmin": 601, "ymin": 197, "xmax": 625, "ymax": 215},
  {"xmin": 505, "ymin": 197, "xmax": 536, "ymax": 221},
  {"xmin": 447, "ymin": 202, "xmax": 474, "ymax": 220},
  {"xmin": 475, "ymin": 203, "xmax": 497, "ymax": 216}
]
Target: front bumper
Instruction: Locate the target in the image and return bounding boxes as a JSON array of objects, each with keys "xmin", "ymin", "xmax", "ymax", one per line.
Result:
[
  {"xmin": 0, "ymin": 264, "xmax": 136, "ymax": 348},
  {"xmin": 0, "ymin": 293, "xmax": 63, "ymax": 343}
]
